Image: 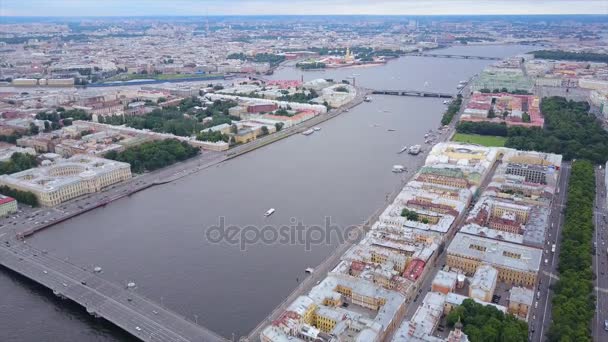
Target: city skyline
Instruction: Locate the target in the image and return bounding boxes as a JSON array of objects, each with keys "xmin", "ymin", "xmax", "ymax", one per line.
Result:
[{"xmin": 1, "ymin": 0, "xmax": 607, "ymax": 17}]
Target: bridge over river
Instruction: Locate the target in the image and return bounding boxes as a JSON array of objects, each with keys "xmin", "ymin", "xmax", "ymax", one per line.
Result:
[
  {"xmin": 409, "ymin": 53, "xmax": 501, "ymax": 61},
  {"xmin": 370, "ymin": 89, "xmax": 455, "ymax": 98},
  {"xmin": 0, "ymin": 239, "xmax": 227, "ymax": 342}
]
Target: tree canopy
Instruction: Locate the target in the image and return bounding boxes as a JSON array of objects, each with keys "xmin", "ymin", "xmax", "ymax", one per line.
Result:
[
  {"xmin": 446, "ymin": 299, "xmax": 528, "ymax": 342},
  {"xmin": 548, "ymin": 160, "xmax": 595, "ymax": 342},
  {"xmin": 105, "ymin": 139, "xmax": 199, "ymax": 173}
]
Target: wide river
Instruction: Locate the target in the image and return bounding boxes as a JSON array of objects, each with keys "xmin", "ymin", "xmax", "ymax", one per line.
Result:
[{"xmin": 0, "ymin": 45, "xmax": 532, "ymax": 341}]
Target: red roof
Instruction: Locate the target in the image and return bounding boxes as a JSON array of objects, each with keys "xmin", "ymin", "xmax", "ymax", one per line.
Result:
[
  {"xmin": 404, "ymin": 258, "xmax": 426, "ymax": 280},
  {"xmin": 0, "ymin": 196, "xmax": 16, "ymax": 206}
]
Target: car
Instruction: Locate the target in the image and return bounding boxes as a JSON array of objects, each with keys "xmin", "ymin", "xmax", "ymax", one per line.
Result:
[{"xmin": 605, "ymin": 320, "xmax": 608, "ymax": 331}]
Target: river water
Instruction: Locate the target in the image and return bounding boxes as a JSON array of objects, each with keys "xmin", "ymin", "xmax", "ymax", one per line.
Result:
[{"xmin": 0, "ymin": 44, "xmax": 532, "ymax": 341}]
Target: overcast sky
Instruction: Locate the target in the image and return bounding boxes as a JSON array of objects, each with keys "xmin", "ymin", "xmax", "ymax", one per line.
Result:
[{"xmin": 1, "ymin": 0, "xmax": 607, "ymax": 16}]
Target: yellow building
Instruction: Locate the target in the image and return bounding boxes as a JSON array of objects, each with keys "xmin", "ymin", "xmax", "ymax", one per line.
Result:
[
  {"xmin": 0, "ymin": 155, "xmax": 132, "ymax": 207},
  {"xmin": 446, "ymin": 233, "xmax": 541, "ymax": 287}
]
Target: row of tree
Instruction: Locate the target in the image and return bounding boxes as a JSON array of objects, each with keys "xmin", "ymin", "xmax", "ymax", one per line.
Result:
[
  {"xmin": 441, "ymin": 95, "xmax": 463, "ymax": 126},
  {"xmin": 0, "ymin": 185, "xmax": 38, "ymax": 207},
  {"xmin": 532, "ymin": 50, "xmax": 608, "ymax": 63},
  {"xmin": 548, "ymin": 160, "xmax": 595, "ymax": 341},
  {"xmin": 104, "ymin": 139, "xmax": 199, "ymax": 173},
  {"xmin": 446, "ymin": 298, "xmax": 528, "ymax": 342},
  {"xmin": 454, "ymin": 97, "xmax": 608, "ymax": 164},
  {"xmin": 0, "ymin": 152, "xmax": 37, "ymax": 175}
]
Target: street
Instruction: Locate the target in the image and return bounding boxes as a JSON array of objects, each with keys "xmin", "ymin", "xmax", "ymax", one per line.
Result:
[
  {"xmin": 592, "ymin": 166, "xmax": 608, "ymax": 341},
  {"xmin": 532, "ymin": 162, "xmax": 571, "ymax": 341}
]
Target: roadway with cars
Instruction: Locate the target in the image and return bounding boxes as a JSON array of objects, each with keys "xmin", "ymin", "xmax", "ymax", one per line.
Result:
[
  {"xmin": 592, "ymin": 166, "xmax": 608, "ymax": 340},
  {"xmin": 531, "ymin": 162, "xmax": 571, "ymax": 341}
]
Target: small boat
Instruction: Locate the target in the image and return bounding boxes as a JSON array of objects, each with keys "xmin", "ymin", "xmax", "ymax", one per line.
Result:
[
  {"xmin": 398, "ymin": 145, "xmax": 409, "ymax": 154},
  {"xmin": 305, "ymin": 267, "xmax": 315, "ymax": 273},
  {"xmin": 392, "ymin": 165, "xmax": 406, "ymax": 173},
  {"xmin": 302, "ymin": 129, "xmax": 314, "ymax": 136},
  {"xmin": 387, "ymin": 129, "xmax": 396, "ymax": 132},
  {"xmin": 264, "ymin": 208, "xmax": 275, "ymax": 217},
  {"xmin": 443, "ymin": 100, "xmax": 451, "ymax": 105},
  {"xmin": 364, "ymin": 96, "xmax": 372, "ymax": 102},
  {"xmin": 313, "ymin": 127, "xmax": 321, "ymax": 131},
  {"xmin": 93, "ymin": 266, "xmax": 103, "ymax": 273},
  {"xmin": 457, "ymin": 84, "xmax": 465, "ymax": 89},
  {"xmin": 127, "ymin": 282, "xmax": 136, "ymax": 289}
]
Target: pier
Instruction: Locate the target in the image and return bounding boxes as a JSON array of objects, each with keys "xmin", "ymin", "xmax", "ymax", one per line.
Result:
[
  {"xmin": 0, "ymin": 239, "xmax": 227, "ymax": 342},
  {"xmin": 409, "ymin": 53, "xmax": 501, "ymax": 60},
  {"xmin": 371, "ymin": 89, "xmax": 455, "ymax": 98}
]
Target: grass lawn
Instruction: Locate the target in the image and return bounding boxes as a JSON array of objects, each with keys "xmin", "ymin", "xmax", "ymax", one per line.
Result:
[{"xmin": 452, "ymin": 133, "xmax": 507, "ymax": 147}]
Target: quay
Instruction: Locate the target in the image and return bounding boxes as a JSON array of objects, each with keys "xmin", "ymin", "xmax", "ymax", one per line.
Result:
[
  {"xmin": 408, "ymin": 53, "xmax": 501, "ymax": 61},
  {"xmin": 0, "ymin": 88, "xmax": 371, "ymax": 342},
  {"xmin": 371, "ymin": 89, "xmax": 454, "ymax": 98},
  {"xmin": 0, "ymin": 239, "xmax": 227, "ymax": 342}
]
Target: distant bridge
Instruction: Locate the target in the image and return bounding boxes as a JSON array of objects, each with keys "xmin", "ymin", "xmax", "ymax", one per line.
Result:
[
  {"xmin": 371, "ymin": 89, "xmax": 455, "ymax": 98},
  {"xmin": 0, "ymin": 240, "xmax": 226, "ymax": 342},
  {"xmin": 409, "ymin": 53, "xmax": 501, "ymax": 61}
]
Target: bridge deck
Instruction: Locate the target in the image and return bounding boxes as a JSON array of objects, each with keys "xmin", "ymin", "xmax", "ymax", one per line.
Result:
[{"xmin": 0, "ymin": 241, "xmax": 226, "ymax": 342}]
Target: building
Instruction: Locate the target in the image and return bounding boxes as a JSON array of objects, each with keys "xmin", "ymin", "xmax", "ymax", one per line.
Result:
[
  {"xmin": 446, "ymin": 232, "xmax": 542, "ymax": 287},
  {"xmin": 431, "ymin": 270, "xmax": 458, "ymax": 294},
  {"xmin": 0, "ymin": 155, "xmax": 131, "ymax": 206},
  {"xmin": 508, "ymin": 286, "xmax": 534, "ymax": 320},
  {"xmin": 0, "ymin": 195, "xmax": 18, "ymax": 217},
  {"xmin": 468, "ymin": 265, "xmax": 498, "ymax": 302}
]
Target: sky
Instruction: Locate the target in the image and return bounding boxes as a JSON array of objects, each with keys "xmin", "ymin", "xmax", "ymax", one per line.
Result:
[{"xmin": 1, "ymin": 0, "xmax": 607, "ymax": 17}]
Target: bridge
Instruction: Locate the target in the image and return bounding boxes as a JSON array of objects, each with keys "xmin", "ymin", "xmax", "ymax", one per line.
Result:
[
  {"xmin": 371, "ymin": 89, "xmax": 455, "ymax": 98},
  {"xmin": 409, "ymin": 53, "xmax": 501, "ymax": 61},
  {"xmin": 0, "ymin": 239, "xmax": 227, "ymax": 342}
]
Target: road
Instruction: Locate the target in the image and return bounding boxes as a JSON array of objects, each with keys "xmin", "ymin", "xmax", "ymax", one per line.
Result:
[
  {"xmin": 532, "ymin": 162, "xmax": 571, "ymax": 341},
  {"xmin": 592, "ymin": 166, "xmax": 608, "ymax": 341}
]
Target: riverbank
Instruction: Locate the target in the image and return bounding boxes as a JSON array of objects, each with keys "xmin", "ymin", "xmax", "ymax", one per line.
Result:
[{"xmin": 4, "ymin": 88, "xmax": 369, "ymax": 240}]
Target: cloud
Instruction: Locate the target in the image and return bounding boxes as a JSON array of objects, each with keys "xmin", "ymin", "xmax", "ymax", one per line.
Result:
[{"xmin": 1, "ymin": 0, "xmax": 607, "ymax": 16}]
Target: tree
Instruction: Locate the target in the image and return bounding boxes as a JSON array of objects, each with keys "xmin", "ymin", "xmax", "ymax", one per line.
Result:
[
  {"xmin": 43, "ymin": 120, "xmax": 51, "ymax": 132},
  {"xmin": 29, "ymin": 122, "xmax": 39, "ymax": 135},
  {"xmin": 230, "ymin": 124, "xmax": 238, "ymax": 134},
  {"xmin": 275, "ymin": 122, "xmax": 284, "ymax": 132},
  {"xmin": 260, "ymin": 126, "xmax": 269, "ymax": 136},
  {"xmin": 522, "ymin": 112, "xmax": 531, "ymax": 123},
  {"xmin": 487, "ymin": 108, "xmax": 496, "ymax": 118}
]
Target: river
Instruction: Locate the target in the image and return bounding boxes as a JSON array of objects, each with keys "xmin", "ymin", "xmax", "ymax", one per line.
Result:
[{"xmin": 0, "ymin": 44, "xmax": 532, "ymax": 341}]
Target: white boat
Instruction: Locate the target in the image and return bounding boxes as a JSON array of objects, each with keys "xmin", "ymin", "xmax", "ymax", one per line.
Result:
[
  {"xmin": 302, "ymin": 129, "xmax": 314, "ymax": 136},
  {"xmin": 305, "ymin": 267, "xmax": 315, "ymax": 273},
  {"xmin": 364, "ymin": 96, "xmax": 372, "ymax": 102},
  {"xmin": 443, "ymin": 100, "xmax": 451, "ymax": 105},
  {"xmin": 398, "ymin": 145, "xmax": 409, "ymax": 154},
  {"xmin": 456, "ymin": 84, "xmax": 465, "ymax": 89},
  {"xmin": 93, "ymin": 266, "xmax": 103, "ymax": 273},
  {"xmin": 459, "ymin": 80, "xmax": 467, "ymax": 84},
  {"xmin": 392, "ymin": 165, "xmax": 406, "ymax": 173},
  {"xmin": 313, "ymin": 127, "xmax": 321, "ymax": 131},
  {"xmin": 264, "ymin": 208, "xmax": 275, "ymax": 217}
]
